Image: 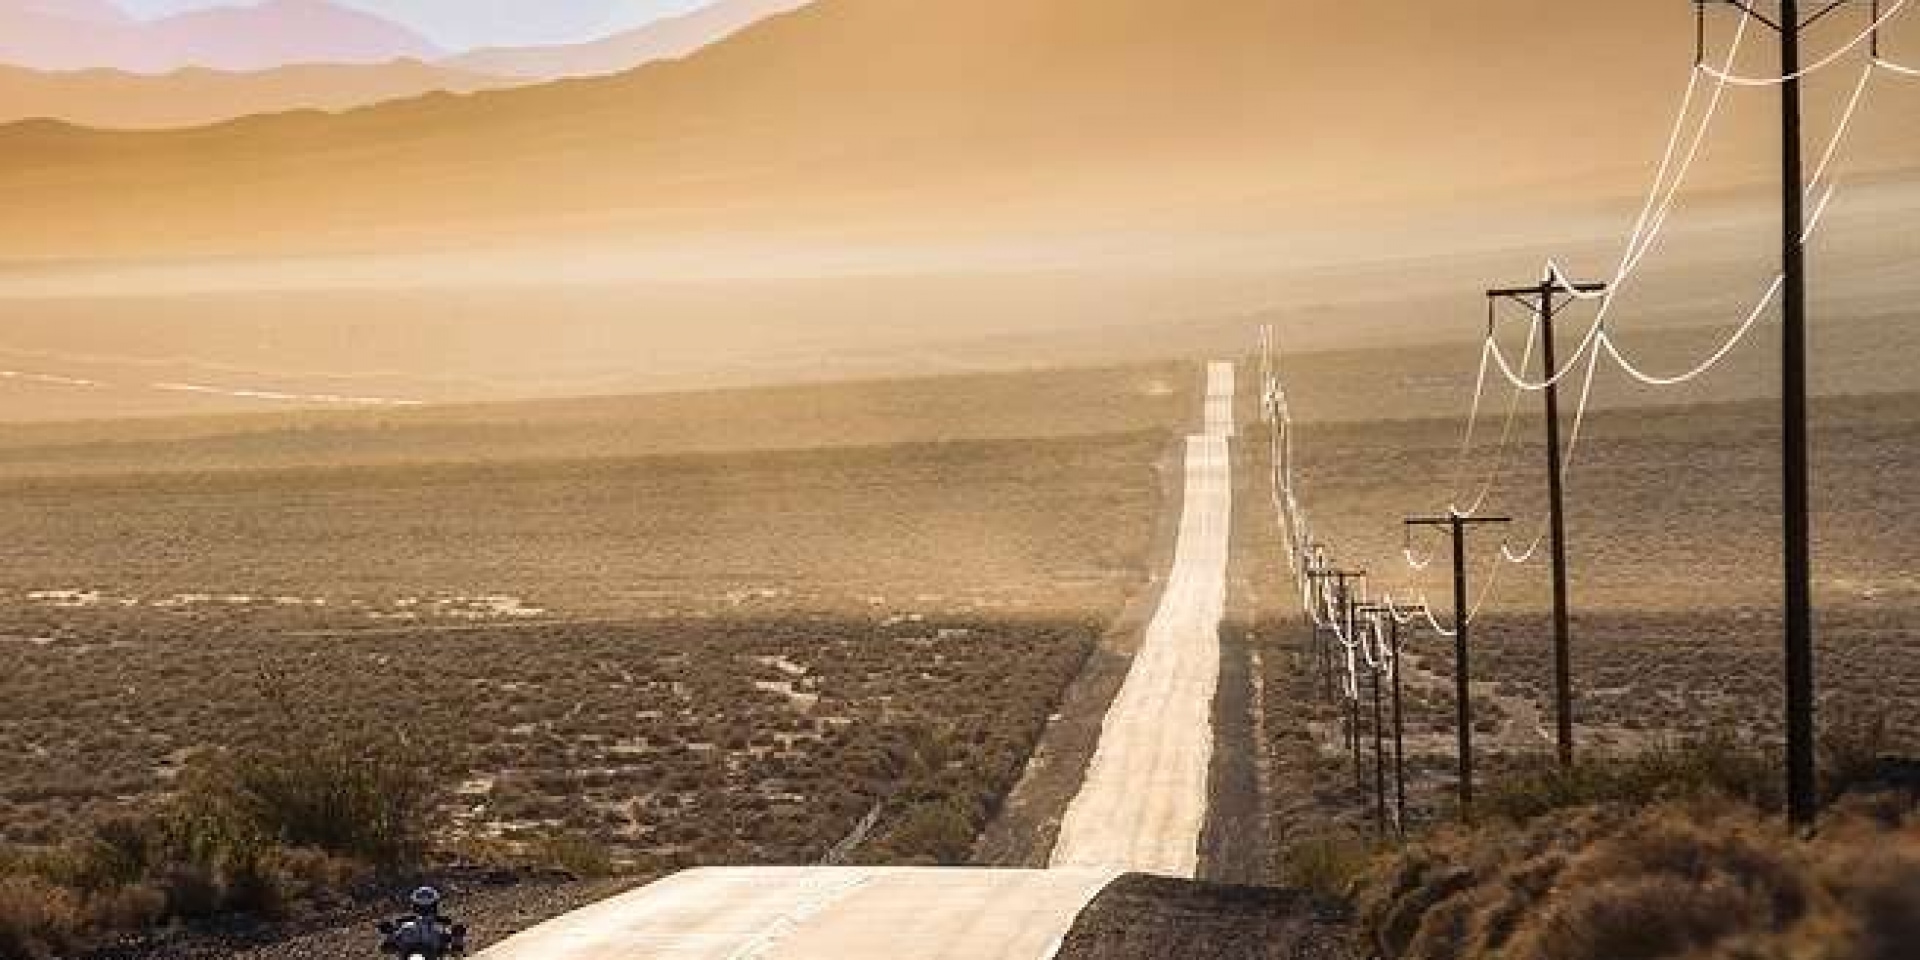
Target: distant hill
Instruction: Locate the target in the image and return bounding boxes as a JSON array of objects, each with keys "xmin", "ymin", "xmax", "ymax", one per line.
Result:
[
  {"xmin": 0, "ymin": 0, "xmax": 441, "ymax": 73},
  {"xmin": 446, "ymin": 0, "xmax": 812, "ymax": 80},
  {"xmin": 0, "ymin": 61, "xmax": 514, "ymax": 129},
  {"xmin": 3, "ymin": 0, "xmax": 1913, "ymax": 253},
  {"xmin": 1, "ymin": 0, "xmax": 1859, "ymax": 259},
  {"xmin": 0, "ymin": 0, "xmax": 1915, "ymax": 419},
  {"xmin": 15, "ymin": 0, "xmax": 124, "ymax": 22}
]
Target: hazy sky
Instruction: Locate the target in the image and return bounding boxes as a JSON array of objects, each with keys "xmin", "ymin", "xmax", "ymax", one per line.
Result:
[{"xmin": 112, "ymin": 0, "xmax": 716, "ymax": 49}]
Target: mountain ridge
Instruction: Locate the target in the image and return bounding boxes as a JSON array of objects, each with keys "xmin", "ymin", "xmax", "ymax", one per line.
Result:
[
  {"xmin": 0, "ymin": 0, "xmax": 441, "ymax": 73},
  {"xmin": 0, "ymin": 0, "xmax": 1911, "ymax": 259},
  {"xmin": 445, "ymin": 0, "xmax": 810, "ymax": 80},
  {"xmin": 0, "ymin": 58, "xmax": 512, "ymax": 129}
]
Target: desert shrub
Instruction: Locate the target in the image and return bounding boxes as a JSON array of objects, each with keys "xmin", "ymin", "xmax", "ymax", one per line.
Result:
[
  {"xmin": 526, "ymin": 832, "xmax": 617, "ymax": 879},
  {"xmin": 878, "ymin": 801, "xmax": 975, "ymax": 865},
  {"xmin": 1360, "ymin": 798, "xmax": 1920, "ymax": 960},
  {"xmin": 218, "ymin": 846, "xmax": 290, "ymax": 920},
  {"xmin": 0, "ymin": 727, "xmax": 436, "ymax": 954},
  {"xmin": 1278, "ymin": 828, "xmax": 1375, "ymax": 900},
  {"xmin": 1518, "ymin": 874, "xmax": 1777, "ymax": 960},
  {"xmin": 1357, "ymin": 807, "xmax": 1618, "ymax": 960},
  {"xmin": 1819, "ymin": 703, "xmax": 1899, "ymax": 803},
  {"xmin": 1479, "ymin": 733, "xmax": 1780, "ymax": 823},
  {"xmin": 66, "ymin": 817, "xmax": 157, "ymax": 893},
  {"xmin": 4, "ymin": 612, "xmax": 1108, "ymax": 945},
  {"xmin": 180, "ymin": 730, "xmax": 444, "ymax": 869},
  {"xmin": 155, "ymin": 863, "xmax": 223, "ymax": 921},
  {"xmin": 83, "ymin": 882, "xmax": 166, "ymax": 933},
  {"xmin": 0, "ymin": 876, "xmax": 80, "ymax": 960},
  {"xmin": 1504, "ymin": 805, "xmax": 1809, "ymax": 960}
]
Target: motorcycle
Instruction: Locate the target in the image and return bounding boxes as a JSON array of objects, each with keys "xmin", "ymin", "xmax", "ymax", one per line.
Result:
[{"xmin": 376, "ymin": 887, "xmax": 467, "ymax": 959}]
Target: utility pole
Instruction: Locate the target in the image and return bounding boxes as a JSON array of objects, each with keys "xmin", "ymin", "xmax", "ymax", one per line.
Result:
[
  {"xmin": 1405, "ymin": 514, "xmax": 1511, "ymax": 820},
  {"xmin": 1360, "ymin": 601, "xmax": 1416, "ymax": 834},
  {"xmin": 1358, "ymin": 605, "xmax": 1394, "ymax": 835},
  {"xmin": 1307, "ymin": 563, "xmax": 1362, "ymax": 704},
  {"xmin": 1388, "ymin": 611, "xmax": 1408, "ymax": 832},
  {"xmin": 1333, "ymin": 569, "xmax": 1364, "ymax": 714},
  {"xmin": 1694, "ymin": 0, "xmax": 1873, "ymax": 827},
  {"xmin": 1487, "ymin": 273, "xmax": 1607, "ymax": 768},
  {"xmin": 1304, "ymin": 567, "xmax": 1334, "ymax": 701},
  {"xmin": 1776, "ymin": 0, "xmax": 1817, "ymax": 832},
  {"xmin": 1341, "ymin": 576, "xmax": 1364, "ymax": 793}
]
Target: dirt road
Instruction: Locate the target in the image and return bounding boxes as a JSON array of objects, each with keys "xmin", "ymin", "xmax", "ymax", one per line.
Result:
[
  {"xmin": 1049, "ymin": 363, "xmax": 1235, "ymax": 876},
  {"xmin": 475, "ymin": 867, "xmax": 1118, "ymax": 959},
  {"xmin": 480, "ymin": 363, "xmax": 1238, "ymax": 957}
]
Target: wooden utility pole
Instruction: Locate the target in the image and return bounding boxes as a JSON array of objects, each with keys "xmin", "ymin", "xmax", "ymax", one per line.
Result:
[
  {"xmin": 1694, "ymin": 0, "xmax": 1876, "ymax": 826},
  {"xmin": 1340, "ymin": 575, "xmax": 1364, "ymax": 793},
  {"xmin": 1306, "ymin": 564, "xmax": 1363, "ymax": 705},
  {"xmin": 1358, "ymin": 604, "xmax": 1395, "ymax": 835},
  {"xmin": 1487, "ymin": 273, "xmax": 1607, "ymax": 768},
  {"xmin": 1388, "ymin": 611, "xmax": 1408, "ymax": 831},
  {"xmin": 1777, "ymin": 0, "xmax": 1817, "ymax": 830},
  {"xmin": 1405, "ymin": 514, "xmax": 1510, "ymax": 819}
]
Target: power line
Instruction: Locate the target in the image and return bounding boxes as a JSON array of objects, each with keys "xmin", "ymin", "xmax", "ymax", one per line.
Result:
[
  {"xmin": 1485, "ymin": 31, "xmax": 1882, "ymax": 570},
  {"xmin": 1448, "ymin": 307, "xmax": 1542, "ymax": 519},
  {"xmin": 1483, "ymin": 7, "xmax": 1759, "ymax": 394},
  {"xmin": 1803, "ymin": 62, "xmax": 1879, "ymax": 238},
  {"xmin": 1484, "ymin": 1, "xmax": 1886, "ymax": 401},
  {"xmin": 1594, "ymin": 50, "xmax": 1878, "ymax": 386},
  {"xmin": 1470, "ymin": 1, "xmax": 1893, "ymax": 824},
  {"xmin": 1597, "ymin": 278, "xmax": 1785, "ymax": 386},
  {"xmin": 1446, "ymin": 346, "xmax": 1592, "ymax": 566},
  {"xmin": 1697, "ymin": 0, "xmax": 1908, "ymax": 85},
  {"xmin": 1431, "ymin": 8, "xmax": 1759, "ymax": 545}
]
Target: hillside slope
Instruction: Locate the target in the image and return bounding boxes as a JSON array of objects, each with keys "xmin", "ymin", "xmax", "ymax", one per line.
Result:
[
  {"xmin": 7, "ymin": 0, "xmax": 1898, "ymax": 259},
  {"xmin": 446, "ymin": 0, "xmax": 811, "ymax": 80}
]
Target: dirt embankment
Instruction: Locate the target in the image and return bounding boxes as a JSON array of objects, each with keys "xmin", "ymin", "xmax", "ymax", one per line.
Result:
[{"xmin": 1054, "ymin": 874, "xmax": 1356, "ymax": 960}]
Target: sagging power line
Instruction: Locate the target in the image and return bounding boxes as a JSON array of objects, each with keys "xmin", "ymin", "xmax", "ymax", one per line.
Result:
[
  {"xmin": 1380, "ymin": 0, "xmax": 1914, "ymax": 828},
  {"xmin": 1265, "ymin": 0, "xmax": 1914, "ymax": 810}
]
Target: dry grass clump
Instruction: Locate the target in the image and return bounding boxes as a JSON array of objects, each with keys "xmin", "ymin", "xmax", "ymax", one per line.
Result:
[
  {"xmin": 1358, "ymin": 792, "xmax": 1920, "ymax": 960},
  {"xmin": 522, "ymin": 832, "xmax": 617, "ymax": 880},
  {"xmin": 0, "ymin": 719, "xmax": 436, "ymax": 958},
  {"xmin": 0, "ymin": 876, "xmax": 81, "ymax": 960},
  {"xmin": 1477, "ymin": 707, "xmax": 1910, "ymax": 827},
  {"xmin": 1277, "ymin": 827, "xmax": 1377, "ymax": 901},
  {"xmin": 1478, "ymin": 733, "xmax": 1783, "ymax": 823}
]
